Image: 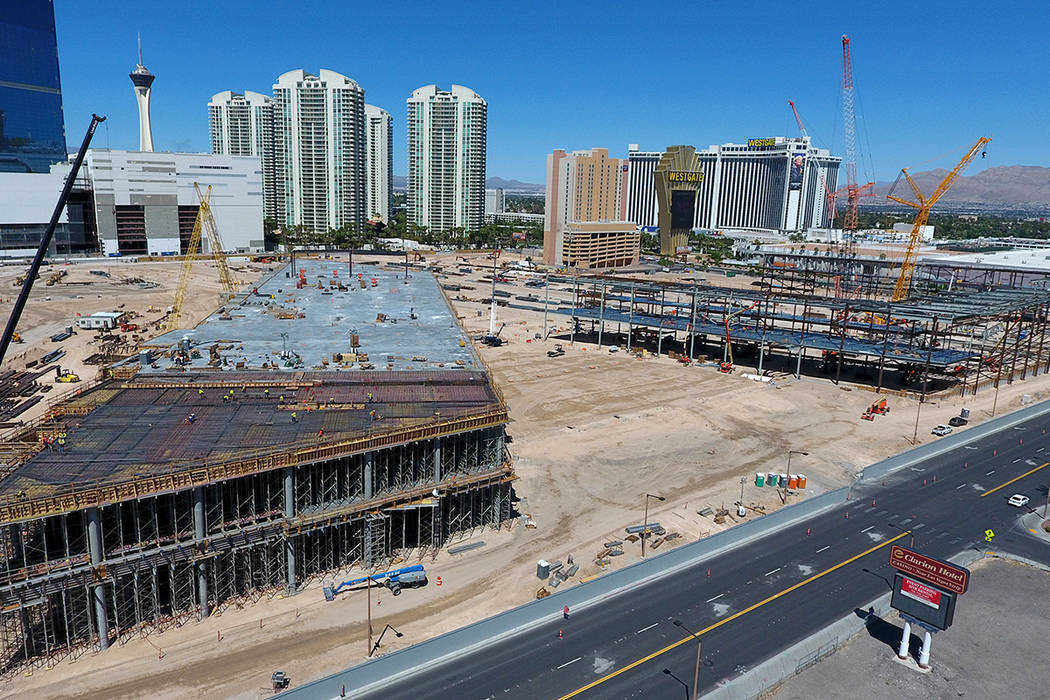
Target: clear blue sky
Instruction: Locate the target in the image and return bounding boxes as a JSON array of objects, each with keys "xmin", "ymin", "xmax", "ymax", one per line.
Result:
[{"xmin": 55, "ymin": 0, "xmax": 1048, "ymax": 184}]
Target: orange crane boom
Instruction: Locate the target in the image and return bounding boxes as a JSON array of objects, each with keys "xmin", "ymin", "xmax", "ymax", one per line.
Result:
[{"xmin": 888, "ymin": 137, "xmax": 991, "ymax": 301}]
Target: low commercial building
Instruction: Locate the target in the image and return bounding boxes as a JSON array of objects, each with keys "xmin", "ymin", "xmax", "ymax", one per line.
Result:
[
  {"xmin": 561, "ymin": 221, "xmax": 640, "ymax": 269},
  {"xmin": 83, "ymin": 150, "xmax": 263, "ymax": 256},
  {"xmin": 0, "ymin": 150, "xmax": 264, "ymax": 258}
]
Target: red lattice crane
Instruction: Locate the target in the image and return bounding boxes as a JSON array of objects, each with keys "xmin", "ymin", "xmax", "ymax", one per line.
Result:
[
  {"xmin": 831, "ymin": 35, "xmax": 875, "ymax": 231},
  {"xmin": 789, "ymin": 100, "xmax": 838, "ymax": 227}
]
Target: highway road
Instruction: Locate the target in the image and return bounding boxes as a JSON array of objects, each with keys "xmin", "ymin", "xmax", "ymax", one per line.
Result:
[{"xmin": 354, "ymin": 412, "xmax": 1050, "ymax": 699}]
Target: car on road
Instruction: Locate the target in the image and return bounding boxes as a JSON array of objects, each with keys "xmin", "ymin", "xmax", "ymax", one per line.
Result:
[
  {"xmin": 1008, "ymin": 494, "xmax": 1030, "ymax": 508},
  {"xmin": 931, "ymin": 424, "xmax": 953, "ymax": 436}
]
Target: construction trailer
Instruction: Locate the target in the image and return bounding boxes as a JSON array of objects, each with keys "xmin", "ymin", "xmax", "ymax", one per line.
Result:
[
  {"xmin": 0, "ymin": 260, "xmax": 515, "ymax": 675},
  {"xmin": 546, "ymin": 261, "xmax": 1050, "ymax": 399}
]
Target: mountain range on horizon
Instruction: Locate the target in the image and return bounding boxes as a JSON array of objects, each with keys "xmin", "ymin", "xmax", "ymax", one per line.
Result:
[
  {"xmin": 867, "ymin": 165, "xmax": 1050, "ymax": 209},
  {"xmin": 391, "ymin": 165, "xmax": 1050, "ymax": 208}
]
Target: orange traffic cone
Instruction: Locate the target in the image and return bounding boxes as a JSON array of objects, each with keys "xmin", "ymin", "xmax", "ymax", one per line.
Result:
[{"xmin": 436, "ymin": 576, "xmax": 442, "ymax": 586}]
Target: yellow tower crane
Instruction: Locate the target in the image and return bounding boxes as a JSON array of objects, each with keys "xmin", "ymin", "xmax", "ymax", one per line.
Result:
[
  {"xmin": 888, "ymin": 137, "xmax": 991, "ymax": 302},
  {"xmin": 167, "ymin": 184, "xmax": 236, "ymax": 331}
]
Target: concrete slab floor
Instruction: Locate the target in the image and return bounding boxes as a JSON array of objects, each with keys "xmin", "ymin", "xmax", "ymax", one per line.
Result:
[
  {"xmin": 769, "ymin": 557, "xmax": 1049, "ymax": 700},
  {"xmin": 143, "ymin": 259, "xmax": 478, "ymax": 372}
]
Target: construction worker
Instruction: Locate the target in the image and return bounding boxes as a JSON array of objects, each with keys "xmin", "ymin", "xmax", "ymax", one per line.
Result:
[
  {"xmin": 291, "ymin": 411, "xmax": 298, "ymax": 423},
  {"xmin": 198, "ymin": 388, "xmax": 204, "ymax": 397},
  {"xmin": 563, "ymin": 605, "xmax": 570, "ymax": 620},
  {"xmin": 57, "ymin": 433, "xmax": 66, "ymax": 453},
  {"xmin": 264, "ymin": 388, "xmax": 270, "ymax": 398},
  {"xmin": 222, "ymin": 394, "xmax": 229, "ymax": 403},
  {"xmin": 279, "ymin": 395, "xmax": 284, "ymax": 403},
  {"xmin": 318, "ymin": 429, "xmax": 324, "ymax": 438}
]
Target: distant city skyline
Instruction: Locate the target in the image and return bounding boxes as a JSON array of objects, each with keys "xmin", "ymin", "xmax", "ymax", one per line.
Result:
[{"xmin": 52, "ymin": 2, "xmax": 1048, "ymax": 183}]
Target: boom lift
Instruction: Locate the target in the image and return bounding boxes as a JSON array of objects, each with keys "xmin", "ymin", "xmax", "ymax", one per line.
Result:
[
  {"xmin": 887, "ymin": 137, "xmax": 991, "ymax": 301},
  {"xmin": 322, "ymin": 564, "xmax": 428, "ymax": 600},
  {"xmin": 719, "ymin": 300, "xmax": 760, "ymax": 373},
  {"xmin": 167, "ymin": 184, "xmax": 236, "ymax": 331}
]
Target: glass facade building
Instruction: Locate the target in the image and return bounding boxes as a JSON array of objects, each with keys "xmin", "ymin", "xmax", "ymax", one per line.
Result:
[{"xmin": 0, "ymin": 1, "xmax": 67, "ymax": 173}]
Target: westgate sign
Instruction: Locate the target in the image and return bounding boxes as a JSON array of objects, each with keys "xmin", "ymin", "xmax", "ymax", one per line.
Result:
[{"xmin": 889, "ymin": 545, "xmax": 969, "ymax": 594}]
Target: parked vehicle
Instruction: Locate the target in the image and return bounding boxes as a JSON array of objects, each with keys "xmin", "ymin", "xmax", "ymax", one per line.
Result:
[{"xmin": 931, "ymin": 424, "xmax": 952, "ymax": 436}]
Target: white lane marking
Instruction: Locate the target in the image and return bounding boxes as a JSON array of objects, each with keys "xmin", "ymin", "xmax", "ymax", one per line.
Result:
[
  {"xmin": 1013, "ymin": 458, "xmax": 1021, "ymax": 464},
  {"xmin": 956, "ymin": 483, "xmax": 967, "ymax": 489},
  {"xmin": 986, "ymin": 470, "xmax": 996, "ymax": 476},
  {"xmin": 816, "ymin": 545, "xmax": 830, "ymax": 553},
  {"xmin": 635, "ymin": 622, "xmax": 658, "ymax": 634},
  {"xmin": 705, "ymin": 594, "xmax": 724, "ymax": 603},
  {"xmin": 557, "ymin": 657, "xmax": 582, "ymax": 670},
  {"xmin": 860, "ymin": 525, "xmax": 874, "ymax": 533},
  {"xmin": 765, "ymin": 567, "xmax": 781, "ymax": 576}
]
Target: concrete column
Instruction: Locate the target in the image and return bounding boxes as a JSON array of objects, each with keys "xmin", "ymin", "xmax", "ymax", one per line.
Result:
[
  {"xmin": 433, "ymin": 441, "xmax": 442, "ymax": 482},
  {"xmin": 918, "ymin": 629, "xmax": 932, "ymax": 668},
  {"xmin": 193, "ymin": 486, "xmax": 209, "ymax": 618},
  {"xmin": 897, "ymin": 620, "xmax": 911, "ymax": 659},
  {"xmin": 283, "ymin": 468, "xmax": 296, "ymax": 593},
  {"xmin": 86, "ymin": 507, "xmax": 109, "ymax": 650},
  {"xmin": 364, "ymin": 453, "xmax": 374, "ymax": 499}
]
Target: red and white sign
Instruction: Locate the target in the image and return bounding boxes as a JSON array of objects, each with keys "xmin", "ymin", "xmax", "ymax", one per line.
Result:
[
  {"xmin": 889, "ymin": 545, "xmax": 969, "ymax": 594},
  {"xmin": 900, "ymin": 576, "xmax": 942, "ymax": 609}
]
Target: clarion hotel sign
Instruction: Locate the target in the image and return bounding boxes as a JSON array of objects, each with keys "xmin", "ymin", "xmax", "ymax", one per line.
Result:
[{"xmin": 889, "ymin": 545, "xmax": 969, "ymax": 595}]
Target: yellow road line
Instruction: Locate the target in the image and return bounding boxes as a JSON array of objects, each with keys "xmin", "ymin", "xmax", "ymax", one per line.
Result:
[
  {"xmin": 980, "ymin": 461, "xmax": 1050, "ymax": 497},
  {"xmin": 558, "ymin": 532, "xmax": 908, "ymax": 700}
]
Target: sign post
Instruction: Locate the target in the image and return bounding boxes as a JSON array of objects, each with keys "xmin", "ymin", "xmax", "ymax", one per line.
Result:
[{"xmin": 887, "ymin": 546, "xmax": 970, "ymax": 668}]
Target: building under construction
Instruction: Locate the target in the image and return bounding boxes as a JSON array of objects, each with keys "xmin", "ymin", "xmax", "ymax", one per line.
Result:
[
  {"xmin": 0, "ymin": 259, "xmax": 513, "ymax": 673},
  {"xmin": 547, "ymin": 260, "xmax": 1050, "ymax": 397}
]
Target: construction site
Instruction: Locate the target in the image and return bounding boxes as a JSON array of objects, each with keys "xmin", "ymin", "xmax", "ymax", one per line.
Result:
[{"xmin": 0, "ymin": 254, "xmax": 513, "ymax": 675}]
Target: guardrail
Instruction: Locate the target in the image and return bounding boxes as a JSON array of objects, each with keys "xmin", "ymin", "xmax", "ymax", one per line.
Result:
[{"xmin": 282, "ymin": 397, "xmax": 1050, "ymax": 699}]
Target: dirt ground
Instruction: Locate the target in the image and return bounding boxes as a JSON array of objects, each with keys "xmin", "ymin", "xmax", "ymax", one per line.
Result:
[
  {"xmin": 0, "ymin": 258, "xmax": 269, "ymax": 421},
  {"xmin": 3, "ymin": 252, "xmax": 1048, "ymax": 700}
]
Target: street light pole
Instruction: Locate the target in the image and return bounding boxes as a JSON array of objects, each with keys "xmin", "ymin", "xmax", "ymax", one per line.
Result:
[
  {"xmin": 787, "ymin": 450, "xmax": 809, "ymax": 475},
  {"xmin": 889, "ymin": 522, "xmax": 916, "ymax": 548},
  {"xmin": 642, "ymin": 493, "xmax": 665, "ymax": 558},
  {"xmin": 673, "ymin": 619, "xmax": 702, "ymax": 700}
]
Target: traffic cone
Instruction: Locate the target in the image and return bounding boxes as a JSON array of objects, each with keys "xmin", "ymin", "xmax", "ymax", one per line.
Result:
[
  {"xmin": 436, "ymin": 576, "xmax": 442, "ymax": 586},
  {"xmin": 558, "ymin": 629, "xmax": 563, "ymax": 639},
  {"xmin": 341, "ymin": 684, "xmax": 345, "ymax": 697}
]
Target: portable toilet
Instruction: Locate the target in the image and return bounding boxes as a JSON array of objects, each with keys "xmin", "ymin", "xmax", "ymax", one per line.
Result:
[
  {"xmin": 536, "ymin": 560, "xmax": 551, "ymax": 580},
  {"xmin": 767, "ymin": 472, "xmax": 778, "ymax": 487},
  {"xmin": 780, "ymin": 473, "xmax": 789, "ymax": 488},
  {"xmin": 960, "ymin": 407, "xmax": 971, "ymax": 419},
  {"xmin": 788, "ymin": 474, "xmax": 799, "ymax": 489},
  {"xmin": 798, "ymin": 474, "xmax": 808, "ymax": 489},
  {"xmin": 755, "ymin": 472, "xmax": 765, "ymax": 487}
]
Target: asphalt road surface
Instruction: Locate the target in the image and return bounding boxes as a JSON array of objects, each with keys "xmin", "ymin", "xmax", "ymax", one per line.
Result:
[{"xmin": 358, "ymin": 414, "xmax": 1050, "ymax": 699}]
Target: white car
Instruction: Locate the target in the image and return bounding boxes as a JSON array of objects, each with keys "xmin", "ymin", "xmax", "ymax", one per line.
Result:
[
  {"xmin": 931, "ymin": 424, "xmax": 952, "ymax": 436},
  {"xmin": 1008, "ymin": 494, "xmax": 1030, "ymax": 508}
]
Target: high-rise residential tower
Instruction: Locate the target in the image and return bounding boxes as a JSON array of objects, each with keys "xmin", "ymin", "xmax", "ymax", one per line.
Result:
[
  {"xmin": 208, "ymin": 90, "xmax": 277, "ymax": 220},
  {"xmin": 272, "ymin": 69, "xmax": 366, "ymax": 233},
  {"xmin": 0, "ymin": 0, "xmax": 67, "ymax": 173},
  {"xmin": 406, "ymin": 85, "xmax": 487, "ymax": 233},
  {"xmin": 543, "ymin": 148, "xmax": 628, "ymax": 265},
  {"xmin": 364, "ymin": 104, "xmax": 392, "ymax": 222},
  {"xmin": 129, "ymin": 39, "xmax": 155, "ymax": 152}
]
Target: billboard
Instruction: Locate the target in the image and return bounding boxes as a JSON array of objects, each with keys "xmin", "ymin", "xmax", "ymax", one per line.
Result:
[
  {"xmin": 511, "ymin": 231, "xmax": 527, "ymax": 241},
  {"xmin": 890, "ymin": 572, "xmax": 957, "ymax": 630},
  {"xmin": 789, "ymin": 153, "xmax": 805, "ymax": 190},
  {"xmin": 748, "ymin": 138, "xmax": 776, "ymax": 147},
  {"xmin": 670, "ymin": 190, "xmax": 695, "ymax": 230},
  {"xmin": 889, "ymin": 545, "xmax": 970, "ymax": 594}
]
